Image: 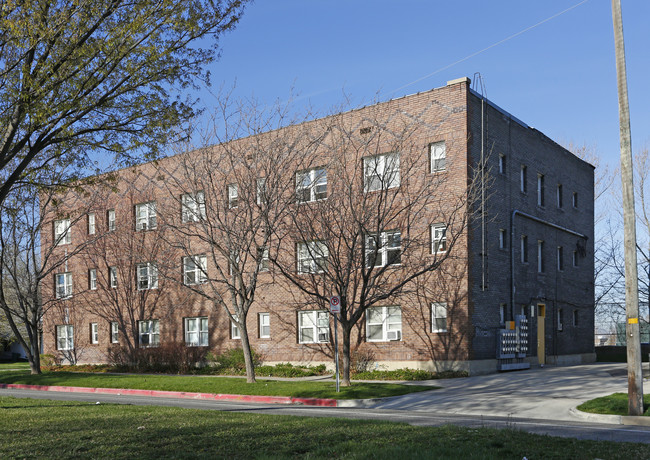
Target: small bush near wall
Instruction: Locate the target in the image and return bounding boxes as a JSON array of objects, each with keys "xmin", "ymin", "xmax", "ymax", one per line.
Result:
[
  {"xmin": 107, "ymin": 342, "xmax": 209, "ymax": 374},
  {"xmin": 352, "ymin": 369, "xmax": 468, "ymax": 381}
]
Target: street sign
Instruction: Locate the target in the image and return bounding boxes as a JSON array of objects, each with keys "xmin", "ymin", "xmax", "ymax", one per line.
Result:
[{"xmin": 329, "ymin": 296, "xmax": 340, "ymax": 314}]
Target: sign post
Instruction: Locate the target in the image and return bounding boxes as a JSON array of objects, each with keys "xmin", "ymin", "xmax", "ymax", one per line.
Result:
[{"xmin": 330, "ymin": 296, "xmax": 341, "ymax": 393}]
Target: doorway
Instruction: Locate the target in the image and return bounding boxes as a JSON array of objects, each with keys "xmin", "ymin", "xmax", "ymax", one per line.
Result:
[{"xmin": 537, "ymin": 304, "xmax": 546, "ymax": 365}]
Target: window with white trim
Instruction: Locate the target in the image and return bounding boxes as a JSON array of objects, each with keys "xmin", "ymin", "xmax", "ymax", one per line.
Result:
[
  {"xmin": 185, "ymin": 317, "xmax": 208, "ymax": 346},
  {"xmin": 498, "ymin": 154, "xmax": 506, "ymax": 174},
  {"xmin": 365, "ymin": 231, "xmax": 401, "ymax": 267},
  {"xmin": 228, "ymin": 184, "xmax": 238, "ymax": 209},
  {"xmin": 88, "ymin": 213, "xmax": 96, "ymax": 235},
  {"xmin": 557, "ymin": 308, "xmax": 563, "ymax": 331},
  {"xmin": 431, "ymin": 302, "xmax": 448, "ymax": 333},
  {"xmin": 138, "ymin": 319, "xmax": 159, "ymax": 347},
  {"xmin": 572, "ymin": 250, "xmax": 579, "ymax": 267},
  {"xmin": 499, "ymin": 229, "xmax": 507, "ymax": 249},
  {"xmin": 183, "ymin": 255, "xmax": 207, "ymax": 285},
  {"xmin": 537, "ymin": 174, "xmax": 545, "ymax": 206},
  {"xmin": 257, "ymin": 178, "xmax": 266, "ymax": 205},
  {"xmin": 364, "ymin": 152, "xmax": 400, "ymax": 192},
  {"xmin": 54, "ymin": 219, "xmax": 71, "ymax": 246},
  {"xmin": 520, "ymin": 165, "xmax": 527, "ymax": 193},
  {"xmin": 137, "ymin": 262, "xmax": 158, "ymax": 290},
  {"xmin": 182, "ymin": 191, "xmax": 206, "ymax": 222},
  {"xmin": 259, "ymin": 312, "xmax": 270, "ymax": 338},
  {"xmin": 89, "ymin": 268, "xmax": 97, "ymax": 290},
  {"xmin": 431, "ymin": 224, "xmax": 447, "ymax": 253},
  {"xmin": 298, "ymin": 311, "xmax": 329, "ymax": 343},
  {"xmin": 537, "ymin": 240, "xmax": 545, "ymax": 273},
  {"xmin": 55, "ymin": 273, "xmax": 72, "ymax": 299},
  {"xmin": 110, "ymin": 321, "xmax": 119, "ymax": 344},
  {"xmin": 296, "ymin": 168, "xmax": 327, "ymax": 202},
  {"xmin": 90, "ymin": 323, "xmax": 98, "ymax": 344},
  {"xmin": 557, "ymin": 184, "xmax": 563, "ymax": 208},
  {"xmin": 135, "ymin": 202, "xmax": 157, "ymax": 230},
  {"xmin": 259, "ymin": 246, "xmax": 270, "ymax": 272},
  {"xmin": 297, "ymin": 241, "xmax": 328, "ymax": 274},
  {"xmin": 231, "ymin": 315, "xmax": 240, "ymax": 339},
  {"xmin": 107, "ymin": 209, "xmax": 116, "ymax": 231},
  {"xmin": 56, "ymin": 325, "xmax": 74, "ymax": 350},
  {"xmin": 430, "ymin": 141, "xmax": 446, "ymax": 172},
  {"xmin": 109, "ymin": 266, "xmax": 118, "ymax": 288},
  {"xmin": 366, "ymin": 306, "xmax": 402, "ymax": 342},
  {"xmin": 572, "ymin": 192, "xmax": 578, "ymax": 208}
]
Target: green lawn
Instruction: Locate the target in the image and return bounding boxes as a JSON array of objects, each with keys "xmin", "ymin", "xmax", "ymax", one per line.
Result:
[
  {"xmin": 577, "ymin": 393, "xmax": 650, "ymax": 416},
  {"xmin": 0, "ymin": 397, "xmax": 646, "ymax": 459},
  {"xmin": 0, "ymin": 362, "xmax": 30, "ymax": 370},
  {"xmin": 0, "ymin": 370, "xmax": 435, "ymax": 400}
]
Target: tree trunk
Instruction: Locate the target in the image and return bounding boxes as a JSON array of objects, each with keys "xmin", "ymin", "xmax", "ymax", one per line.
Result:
[
  {"xmin": 28, "ymin": 348, "xmax": 41, "ymax": 375},
  {"xmin": 341, "ymin": 325, "xmax": 351, "ymax": 386},
  {"xmin": 239, "ymin": 324, "xmax": 257, "ymax": 383}
]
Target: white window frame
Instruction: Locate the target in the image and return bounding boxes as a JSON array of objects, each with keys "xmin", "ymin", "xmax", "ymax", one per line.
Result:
[
  {"xmin": 499, "ymin": 229, "xmax": 507, "ymax": 249},
  {"xmin": 228, "ymin": 184, "xmax": 239, "ymax": 209},
  {"xmin": 135, "ymin": 202, "xmax": 157, "ymax": 231},
  {"xmin": 537, "ymin": 174, "xmax": 544, "ymax": 206},
  {"xmin": 557, "ymin": 184, "xmax": 563, "ymax": 208},
  {"xmin": 55, "ymin": 273, "xmax": 72, "ymax": 299},
  {"xmin": 298, "ymin": 311, "xmax": 329, "ymax": 344},
  {"xmin": 89, "ymin": 268, "xmax": 97, "ymax": 290},
  {"xmin": 54, "ymin": 219, "xmax": 71, "ymax": 246},
  {"xmin": 499, "ymin": 304, "xmax": 506, "ymax": 326},
  {"xmin": 364, "ymin": 152, "xmax": 400, "ymax": 192},
  {"xmin": 297, "ymin": 241, "xmax": 328, "ymax": 274},
  {"xmin": 231, "ymin": 315, "xmax": 240, "ymax": 339},
  {"xmin": 110, "ymin": 321, "xmax": 119, "ymax": 344},
  {"xmin": 296, "ymin": 168, "xmax": 327, "ymax": 203},
  {"xmin": 431, "ymin": 224, "xmax": 447, "ymax": 254},
  {"xmin": 520, "ymin": 165, "xmax": 527, "ymax": 193},
  {"xmin": 56, "ymin": 325, "xmax": 74, "ymax": 351},
  {"xmin": 557, "ymin": 308, "xmax": 563, "ymax": 331},
  {"xmin": 90, "ymin": 323, "xmax": 99, "ymax": 344},
  {"xmin": 138, "ymin": 319, "xmax": 160, "ymax": 347},
  {"xmin": 366, "ymin": 306, "xmax": 402, "ymax": 342},
  {"xmin": 365, "ymin": 231, "xmax": 401, "ymax": 267},
  {"xmin": 572, "ymin": 192, "xmax": 578, "ymax": 208},
  {"xmin": 537, "ymin": 240, "xmax": 544, "ymax": 273},
  {"xmin": 107, "ymin": 209, "xmax": 116, "ymax": 231},
  {"xmin": 431, "ymin": 302, "xmax": 448, "ymax": 333},
  {"xmin": 183, "ymin": 255, "xmax": 207, "ymax": 285},
  {"xmin": 572, "ymin": 250, "xmax": 579, "ymax": 267},
  {"xmin": 259, "ymin": 246, "xmax": 270, "ymax": 272},
  {"xmin": 430, "ymin": 141, "xmax": 446, "ymax": 172},
  {"xmin": 88, "ymin": 213, "xmax": 96, "ymax": 235},
  {"xmin": 259, "ymin": 312, "xmax": 270, "ymax": 338},
  {"xmin": 185, "ymin": 317, "xmax": 209, "ymax": 347},
  {"xmin": 257, "ymin": 178, "xmax": 266, "ymax": 205},
  {"xmin": 182, "ymin": 191, "xmax": 206, "ymax": 223},
  {"xmin": 109, "ymin": 266, "xmax": 118, "ymax": 289},
  {"xmin": 137, "ymin": 262, "xmax": 158, "ymax": 290},
  {"xmin": 498, "ymin": 154, "xmax": 506, "ymax": 174}
]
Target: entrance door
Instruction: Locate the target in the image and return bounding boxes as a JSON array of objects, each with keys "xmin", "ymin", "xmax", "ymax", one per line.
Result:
[{"xmin": 537, "ymin": 304, "xmax": 546, "ymax": 365}]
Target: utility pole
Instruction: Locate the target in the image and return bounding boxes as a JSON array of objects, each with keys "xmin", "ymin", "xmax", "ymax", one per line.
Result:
[{"xmin": 611, "ymin": 0, "xmax": 644, "ymax": 416}]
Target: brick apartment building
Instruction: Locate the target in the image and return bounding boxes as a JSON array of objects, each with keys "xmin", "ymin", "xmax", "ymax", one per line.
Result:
[{"xmin": 41, "ymin": 77, "xmax": 595, "ymax": 374}]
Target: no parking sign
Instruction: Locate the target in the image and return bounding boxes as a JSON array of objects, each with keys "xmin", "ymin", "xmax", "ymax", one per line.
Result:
[{"xmin": 329, "ymin": 296, "xmax": 340, "ymax": 314}]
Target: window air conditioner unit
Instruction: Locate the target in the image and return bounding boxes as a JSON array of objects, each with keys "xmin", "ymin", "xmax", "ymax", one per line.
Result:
[{"xmin": 387, "ymin": 330, "xmax": 401, "ymax": 341}]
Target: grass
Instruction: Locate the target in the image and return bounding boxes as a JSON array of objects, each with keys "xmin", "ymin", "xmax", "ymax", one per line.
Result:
[
  {"xmin": 0, "ymin": 396, "xmax": 647, "ymax": 459},
  {"xmin": 0, "ymin": 370, "xmax": 435, "ymax": 400},
  {"xmin": 0, "ymin": 361, "xmax": 30, "ymax": 370},
  {"xmin": 577, "ymin": 392, "xmax": 650, "ymax": 416}
]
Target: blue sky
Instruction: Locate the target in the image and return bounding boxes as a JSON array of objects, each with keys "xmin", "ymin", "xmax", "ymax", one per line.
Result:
[{"xmin": 202, "ymin": 0, "xmax": 649, "ymax": 171}]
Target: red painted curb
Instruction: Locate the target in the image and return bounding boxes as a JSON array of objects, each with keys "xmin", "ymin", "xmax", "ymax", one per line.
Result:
[{"xmin": 0, "ymin": 383, "xmax": 338, "ymax": 407}]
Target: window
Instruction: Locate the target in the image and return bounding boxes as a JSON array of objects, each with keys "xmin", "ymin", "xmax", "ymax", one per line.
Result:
[
  {"xmin": 499, "ymin": 229, "xmax": 507, "ymax": 249},
  {"xmin": 430, "ymin": 141, "xmax": 446, "ymax": 172},
  {"xmin": 557, "ymin": 184, "xmax": 563, "ymax": 208},
  {"xmin": 89, "ymin": 268, "xmax": 97, "ymax": 290},
  {"xmin": 109, "ymin": 267, "xmax": 118, "ymax": 288},
  {"xmin": 138, "ymin": 319, "xmax": 159, "ymax": 347},
  {"xmin": 107, "ymin": 209, "xmax": 116, "ymax": 231},
  {"xmin": 296, "ymin": 168, "xmax": 327, "ymax": 202},
  {"xmin": 298, "ymin": 311, "xmax": 329, "ymax": 343},
  {"xmin": 56, "ymin": 325, "xmax": 74, "ymax": 350},
  {"xmin": 88, "ymin": 213, "xmax": 96, "ymax": 235},
  {"xmin": 431, "ymin": 224, "xmax": 447, "ymax": 253},
  {"xmin": 259, "ymin": 246, "xmax": 270, "ymax": 272},
  {"xmin": 431, "ymin": 302, "xmax": 448, "ymax": 333},
  {"xmin": 137, "ymin": 262, "xmax": 158, "ymax": 290},
  {"xmin": 257, "ymin": 178, "xmax": 266, "ymax": 205},
  {"xmin": 259, "ymin": 312, "xmax": 270, "ymax": 338},
  {"xmin": 557, "ymin": 309, "xmax": 563, "ymax": 331},
  {"xmin": 110, "ymin": 322, "xmax": 119, "ymax": 344},
  {"xmin": 498, "ymin": 154, "xmax": 506, "ymax": 174},
  {"xmin": 90, "ymin": 323, "xmax": 98, "ymax": 344},
  {"xmin": 572, "ymin": 250, "xmax": 579, "ymax": 267},
  {"xmin": 366, "ymin": 306, "xmax": 402, "ymax": 341},
  {"xmin": 520, "ymin": 165, "xmax": 527, "ymax": 193},
  {"xmin": 231, "ymin": 316, "xmax": 240, "ymax": 339},
  {"xmin": 573, "ymin": 309, "xmax": 578, "ymax": 327},
  {"xmin": 557, "ymin": 246, "xmax": 564, "ymax": 271},
  {"xmin": 572, "ymin": 192, "xmax": 578, "ymax": 208},
  {"xmin": 537, "ymin": 240, "xmax": 545, "ymax": 273},
  {"xmin": 297, "ymin": 241, "xmax": 328, "ymax": 274},
  {"xmin": 365, "ymin": 231, "xmax": 401, "ymax": 267},
  {"xmin": 182, "ymin": 191, "xmax": 206, "ymax": 222},
  {"xmin": 364, "ymin": 152, "xmax": 400, "ymax": 192},
  {"xmin": 54, "ymin": 219, "xmax": 71, "ymax": 246},
  {"xmin": 228, "ymin": 184, "xmax": 238, "ymax": 208},
  {"xmin": 185, "ymin": 317, "xmax": 208, "ymax": 346},
  {"xmin": 521, "ymin": 235, "xmax": 528, "ymax": 263},
  {"xmin": 537, "ymin": 174, "xmax": 544, "ymax": 206},
  {"xmin": 55, "ymin": 273, "xmax": 72, "ymax": 299},
  {"xmin": 135, "ymin": 202, "xmax": 157, "ymax": 230},
  {"xmin": 499, "ymin": 304, "xmax": 506, "ymax": 325},
  {"xmin": 183, "ymin": 255, "xmax": 207, "ymax": 285}
]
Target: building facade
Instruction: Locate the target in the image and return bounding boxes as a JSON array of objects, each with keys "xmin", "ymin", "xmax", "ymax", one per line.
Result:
[{"xmin": 41, "ymin": 77, "xmax": 595, "ymax": 374}]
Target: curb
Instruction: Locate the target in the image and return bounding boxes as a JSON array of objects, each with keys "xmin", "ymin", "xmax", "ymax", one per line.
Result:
[
  {"xmin": 569, "ymin": 406, "xmax": 650, "ymax": 426},
  {"xmin": 0, "ymin": 383, "xmax": 339, "ymax": 407}
]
